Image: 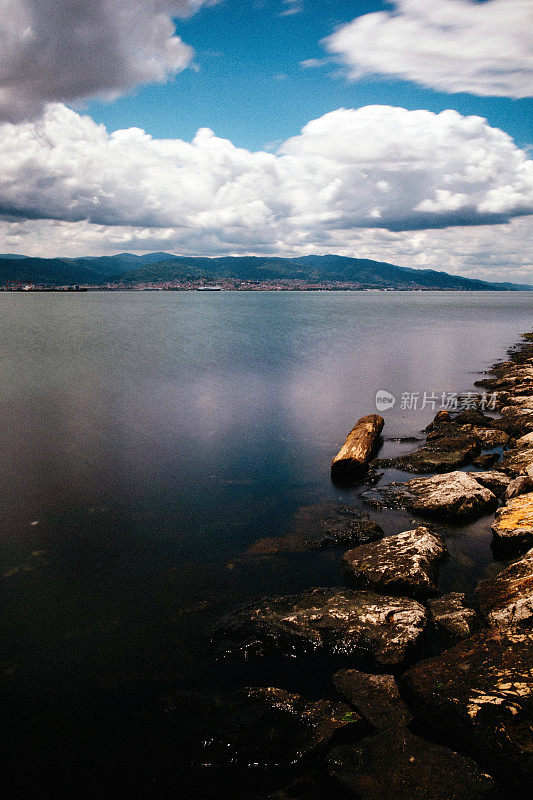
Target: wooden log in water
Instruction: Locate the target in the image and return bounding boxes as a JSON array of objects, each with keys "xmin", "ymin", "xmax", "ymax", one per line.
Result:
[{"xmin": 331, "ymin": 414, "xmax": 384, "ymax": 481}]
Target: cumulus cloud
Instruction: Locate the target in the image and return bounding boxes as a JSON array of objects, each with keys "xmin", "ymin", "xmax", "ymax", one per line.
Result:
[
  {"xmin": 1, "ymin": 103, "xmax": 530, "ymax": 242},
  {"xmin": 0, "ymin": 0, "xmax": 217, "ymax": 121},
  {"xmin": 324, "ymin": 0, "xmax": 533, "ymax": 98}
]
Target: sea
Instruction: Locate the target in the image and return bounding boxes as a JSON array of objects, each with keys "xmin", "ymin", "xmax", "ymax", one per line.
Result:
[{"xmin": 0, "ymin": 290, "xmax": 531, "ymax": 797}]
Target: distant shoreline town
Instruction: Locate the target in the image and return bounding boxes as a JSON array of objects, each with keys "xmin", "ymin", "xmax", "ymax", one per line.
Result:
[{"xmin": 1, "ymin": 253, "xmax": 532, "ymax": 292}]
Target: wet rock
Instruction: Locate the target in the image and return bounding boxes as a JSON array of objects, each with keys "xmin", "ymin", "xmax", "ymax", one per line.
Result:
[
  {"xmin": 363, "ymin": 471, "xmax": 497, "ymax": 521},
  {"xmin": 491, "ymin": 492, "xmax": 533, "ymax": 554},
  {"xmin": 327, "ymin": 729, "xmax": 497, "ymax": 800},
  {"xmin": 331, "ymin": 414, "xmax": 384, "ymax": 482},
  {"xmin": 426, "ymin": 409, "xmax": 451, "ymax": 429},
  {"xmin": 215, "ymin": 587, "xmax": 427, "ymax": 667},
  {"xmin": 467, "ymin": 427, "xmax": 510, "ymax": 448},
  {"xmin": 341, "ymin": 526, "xmax": 446, "ymax": 598},
  {"xmin": 496, "ymin": 447, "xmax": 533, "ymax": 477},
  {"xmin": 403, "ymin": 629, "xmax": 533, "ymax": 794},
  {"xmin": 428, "ymin": 592, "xmax": 480, "ymax": 639},
  {"xmin": 332, "ymin": 669, "xmax": 412, "ymax": 729},
  {"xmin": 516, "ymin": 432, "xmax": 533, "ymax": 449},
  {"xmin": 499, "ymin": 407, "xmax": 533, "ymax": 436},
  {"xmin": 471, "ymin": 471, "xmax": 512, "ymax": 497},
  {"xmin": 455, "ymin": 409, "xmax": 493, "ymax": 426},
  {"xmin": 505, "ymin": 476, "xmax": 533, "ymax": 501},
  {"xmin": 374, "ymin": 436, "xmax": 480, "ymax": 474},
  {"xmin": 472, "ymin": 453, "xmax": 501, "ymax": 469},
  {"xmin": 426, "ymin": 425, "xmax": 510, "ymax": 449},
  {"xmin": 247, "ymin": 503, "xmax": 383, "ymax": 555},
  {"xmin": 475, "ymin": 549, "xmax": 533, "ymax": 629},
  {"xmin": 161, "ymin": 687, "xmax": 361, "ymax": 773},
  {"xmin": 506, "ymin": 396, "xmax": 533, "ymax": 409}
]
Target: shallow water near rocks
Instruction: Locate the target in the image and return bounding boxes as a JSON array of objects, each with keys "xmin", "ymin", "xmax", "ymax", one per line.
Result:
[{"xmin": 0, "ymin": 290, "xmax": 531, "ymax": 797}]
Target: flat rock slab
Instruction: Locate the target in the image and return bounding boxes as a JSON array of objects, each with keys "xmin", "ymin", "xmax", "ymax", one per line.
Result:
[
  {"xmin": 341, "ymin": 526, "xmax": 446, "ymax": 597},
  {"xmin": 374, "ymin": 437, "xmax": 479, "ymax": 474},
  {"xmin": 428, "ymin": 592, "xmax": 480, "ymax": 639},
  {"xmin": 475, "ymin": 548, "xmax": 533, "ymax": 629},
  {"xmin": 427, "ymin": 425, "xmax": 510, "ymax": 449},
  {"xmin": 328, "ymin": 729, "xmax": 497, "ymax": 800},
  {"xmin": 491, "ymin": 492, "xmax": 533, "ymax": 555},
  {"xmin": 215, "ymin": 587, "xmax": 427, "ymax": 667},
  {"xmin": 247, "ymin": 503, "xmax": 383, "ymax": 555},
  {"xmin": 161, "ymin": 687, "xmax": 360, "ymax": 772},
  {"xmin": 403, "ymin": 629, "xmax": 533, "ymax": 794},
  {"xmin": 363, "ymin": 471, "xmax": 497, "ymax": 521},
  {"xmin": 426, "ymin": 411, "xmax": 513, "ymax": 442},
  {"xmin": 333, "ymin": 669, "xmax": 412, "ymax": 729}
]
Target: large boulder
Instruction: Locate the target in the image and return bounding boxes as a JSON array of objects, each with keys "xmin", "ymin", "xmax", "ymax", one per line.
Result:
[
  {"xmin": 332, "ymin": 669, "xmax": 412, "ymax": 730},
  {"xmin": 403, "ymin": 629, "xmax": 533, "ymax": 794},
  {"xmin": 215, "ymin": 587, "xmax": 427, "ymax": 667},
  {"xmin": 328, "ymin": 729, "xmax": 498, "ymax": 800},
  {"xmin": 363, "ymin": 471, "xmax": 497, "ymax": 521},
  {"xmin": 341, "ymin": 526, "xmax": 446, "ymax": 597},
  {"xmin": 475, "ymin": 549, "xmax": 533, "ymax": 629},
  {"xmin": 428, "ymin": 592, "xmax": 481, "ymax": 639},
  {"xmin": 161, "ymin": 687, "xmax": 361, "ymax": 773},
  {"xmin": 491, "ymin": 492, "xmax": 533, "ymax": 554}
]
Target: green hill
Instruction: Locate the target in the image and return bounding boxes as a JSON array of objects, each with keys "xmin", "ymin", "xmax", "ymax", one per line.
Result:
[
  {"xmin": 116, "ymin": 254, "xmax": 533, "ymax": 290},
  {"xmin": 0, "ymin": 253, "xmax": 531, "ymax": 290}
]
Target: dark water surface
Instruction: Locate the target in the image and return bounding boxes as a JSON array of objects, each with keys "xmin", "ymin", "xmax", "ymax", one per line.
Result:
[{"xmin": 0, "ymin": 291, "xmax": 531, "ymax": 797}]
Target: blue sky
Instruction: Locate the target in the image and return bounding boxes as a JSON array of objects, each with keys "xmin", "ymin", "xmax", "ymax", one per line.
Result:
[
  {"xmin": 85, "ymin": 0, "xmax": 531, "ymax": 150},
  {"xmin": 0, "ymin": 0, "xmax": 531, "ymax": 280}
]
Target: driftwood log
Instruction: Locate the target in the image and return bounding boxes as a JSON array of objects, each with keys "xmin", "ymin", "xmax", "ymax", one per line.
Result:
[{"xmin": 331, "ymin": 414, "xmax": 384, "ymax": 481}]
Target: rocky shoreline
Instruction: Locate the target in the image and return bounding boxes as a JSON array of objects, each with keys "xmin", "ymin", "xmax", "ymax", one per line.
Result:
[{"xmin": 181, "ymin": 333, "xmax": 533, "ymax": 799}]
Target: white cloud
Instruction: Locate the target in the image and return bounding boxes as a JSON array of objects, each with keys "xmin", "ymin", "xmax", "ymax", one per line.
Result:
[
  {"xmin": 299, "ymin": 58, "xmax": 330, "ymax": 69},
  {"xmin": 0, "ymin": 103, "xmax": 531, "ymax": 255},
  {"xmin": 0, "ymin": 1, "xmax": 217, "ymax": 121},
  {"xmin": 279, "ymin": 0, "xmax": 303, "ymax": 17},
  {"xmin": 324, "ymin": 0, "xmax": 533, "ymax": 98}
]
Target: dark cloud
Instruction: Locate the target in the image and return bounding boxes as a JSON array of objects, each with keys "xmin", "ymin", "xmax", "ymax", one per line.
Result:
[{"xmin": 0, "ymin": 1, "xmax": 215, "ymax": 121}]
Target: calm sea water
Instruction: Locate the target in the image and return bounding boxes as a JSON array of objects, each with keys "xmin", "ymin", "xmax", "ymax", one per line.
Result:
[{"xmin": 0, "ymin": 290, "xmax": 531, "ymax": 797}]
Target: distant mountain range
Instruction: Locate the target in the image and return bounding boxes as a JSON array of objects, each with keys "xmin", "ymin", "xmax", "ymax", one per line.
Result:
[{"xmin": 0, "ymin": 252, "xmax": 531, "ymax": 291}]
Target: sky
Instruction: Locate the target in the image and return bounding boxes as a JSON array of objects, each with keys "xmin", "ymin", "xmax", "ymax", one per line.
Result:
[{"xmin": 0, "ymin": 0, "xmax": 532, "ymax": 281}]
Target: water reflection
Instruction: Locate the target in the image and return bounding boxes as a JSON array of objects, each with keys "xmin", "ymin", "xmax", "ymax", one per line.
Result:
[{"xmin": 0, "ymin": 291, "xmax": 531, "ymax": 795}]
